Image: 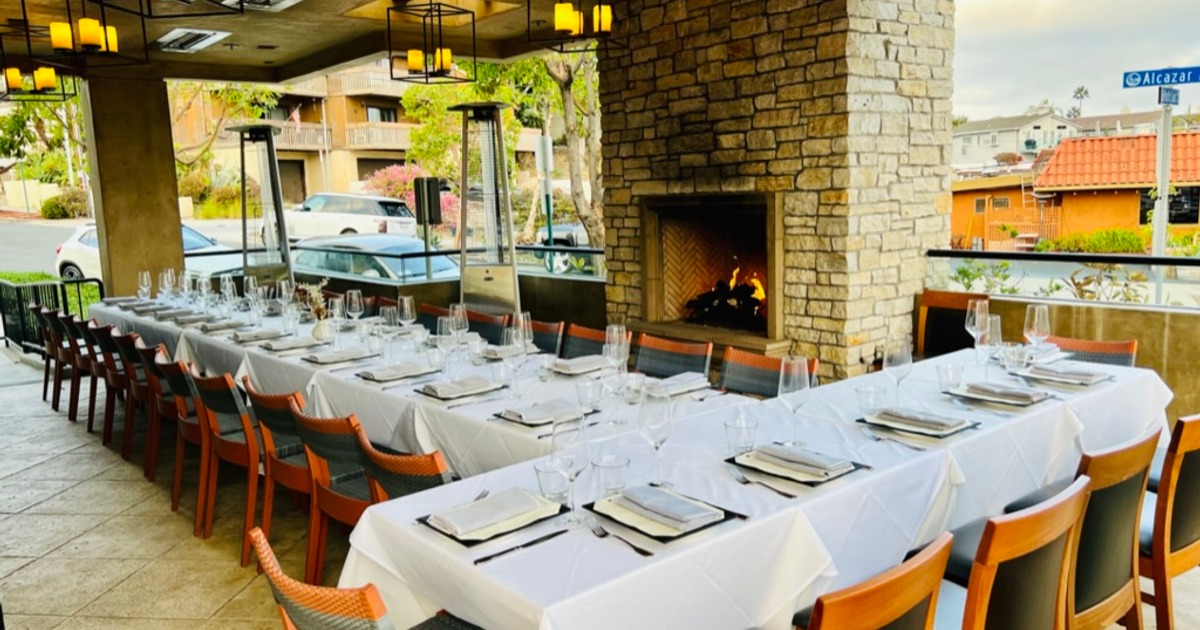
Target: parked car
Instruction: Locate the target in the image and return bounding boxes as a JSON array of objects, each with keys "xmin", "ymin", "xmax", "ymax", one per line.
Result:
[
  {"xmin": 534, "ymin": 222, "xmax": 597, "ymax": 273},
  {"xmin": 286, "ymin": 193, "xmax": 418, "ymax": 240},
  {"xmin": 55, "ymin": 223, "xmax": 242, "ymax": 279},
  {"xmin": 292, "ymin": 234, "xmax": 459, "ymax": 284}
]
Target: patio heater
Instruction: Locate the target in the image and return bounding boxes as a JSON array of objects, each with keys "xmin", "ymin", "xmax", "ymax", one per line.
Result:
[
  {"xmin": 227, "ymin": 124, "xmax": 293, "ymax": 288},
  {"xmin": 450, "ymin": 102, "xmax": 520, "ymax": 313}
]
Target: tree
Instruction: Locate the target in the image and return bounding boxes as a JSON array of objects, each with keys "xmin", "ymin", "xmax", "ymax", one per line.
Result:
[
  {"xmin": 542, "ymin": 51, "xmax": 604, "ymax": 248},
  {"xmin": 1071, "ymin": 85, "xmax": 1090, "ymax": 118},
  {"xmin": 1025, "ymin": 98, "xmax": 1061, "ymax": 116},
  {"xmin": 168, "ymin": 81, "xmax": 279, "ymax": 168},
  {"xmin": 0, "ymin": 97, "xmax": 88, "ymax": 191},
  {"xmin": 1066, "ymin": 106, "xmax": 1081, "ymax": 119},
  {"xmin": 994, "ymin": 152, "xmax": 1022, "ymax": 165},
  {"xmin": 952, "ymin": 114, "xmax": 970, "ymax": 128}
]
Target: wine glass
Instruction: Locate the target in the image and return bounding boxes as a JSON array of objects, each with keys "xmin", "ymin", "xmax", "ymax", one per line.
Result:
[
  {"xmin": 243, "ymin": 275, "xmax": 258, "ymax": 301},
  {"xmin": 605, "ymin": 324, "xmax": 629, "ymax": 365},
  {"xmin": 328, "ymin": 297, "xmax": 346, "ymax": 348},
  {"xmin": 501, "ymin": 327, "xmax": 526, "ymax": 394},
  {"xmin": 448, "ymin": 303, "xmax": 469, "ymax": 344},
  {"xmin": 965, "ymin": 299, "xmax": 989, "ymax": 365},
  {"xmin": 159, "ymin": 269, "xmax": 176, "ymax": 302},
  {"xmin": 196, "ymin": 273, "xmax": 212, "ymax": 311},
  {"xmin": 378, "ymin": 306, "xmax": 401, "ymax": 365},
  {"xmin": 178, "ymin": 271, "xmax": 194, "ymax": 306},
  {"xmin": 516, "ymin": 311, "xmax": 534, "ymax": 355},
  {"xmin": 278, "ymin": 279, "xmax": 294, "ymax": 308},
  {"xmin": 345, "ymin": 290, "xmax": 365, "ymax": 338},
  {"xmin": 883, "ymin": 334, "xmax": 913, "ymax": 405},
  {"xmin": 777, "ymin": 356, "xmax": 811, "ymax": 446},
  {"xmin": 435, "ymin": 316, "xmax": 455, "ymax": 360},
  {"xmin": 639, "ymin": 386, "xmax": 673, "ymax": 488},
  {"xmin": 1023, "ymin": 304, "xmax": 1050, "ymax": 348},
  {"xmin": 397, "ymin": 296, "xmax": 416, "ymax": 327},
  {"xmin": 979, "ymin": 315, "xmax": 1002, "ymax": 378},
  {"xmin": 550, "ymin": 418, "xmax": 591, "ymax": 525},
  {"xmin": 137, "ymin": 270, "xmax": 152, "ymax": 301}
]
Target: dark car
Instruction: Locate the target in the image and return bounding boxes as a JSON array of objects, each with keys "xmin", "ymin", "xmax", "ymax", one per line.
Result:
[{"xmin": 292, "ymin": 234, "xmax": 458, "ymax": 284}]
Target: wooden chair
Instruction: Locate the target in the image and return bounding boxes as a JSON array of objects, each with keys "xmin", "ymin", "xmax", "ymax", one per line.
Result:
[
  {"xmin": 560, "ymin": 323, "xmax": 609, "ymax": 359},
  {"xmin": 192, "ymin": 373, "xmax": 262, "ymax": 566},
  {"xmin": 416, "ymin": 303, "xmax": 449, "ymax": 331},
  {"xmin": 936, "ymin": 476, "xmax": 1091, "ymax": 630},
  {"xmin": 242, "ymin": 377, "xmax": 312, "ymax": 546},
  {"xmin": 633, "ymin": 333, "xmax": 713, "ymax": 379},
  {"xmin": 91, "ymin": 324, "xmax": 130, "ymax": 448},
  {"xmin": 916, "ymin": 289, "xmax": 987, "ymax": 359},
  {"xmin": 249, "ymin": 527, "xmax": 481, "ymax": 630},
  {"xmin": 289, "ymin": 403, "xmax": 372, "ymax": 585},
  {"xmin": 1045, "ymin": 335, "xmax": 1138, "ymax": 367},
  {"xmin": 1139, "ymin": 415, "xmax": 1200, "ymax": 630},
  {"xmin": 76, "ymin": 317, "xmax": 107, "ymax": 433},
  {"xmin": 30, "ymin": 304, "xmax": 55, "ymax": 403},
  {"xmin": 39, "ymin": 307, "xmax": 74, "ymax": 412},
  {"xmin": 464, "ymin": 309, "xmax": 509, "ymax": 345},
  {"xmin": 158, "ymin": 358, "xmax": 209, "ymax": 537},
  {"xmin": 134, "ymin": 341, "xmax": 172, "ymax": 481},
  {"xmin": 353, "ymin": 424, "xmax": 450, "ymax": 503},
  {"xmin": 798, "ymin": 532, "xmax": 954, "ymax": 630},
  {"xmin": 530, "ymin": 319, "xmax": 564, "ymax": 356},
  {"xmin": 59, "ymin": 314, "xmax": 99, "ymax": 426},
  {"xmin": 112, "ymin": 331, "xmax": 152, "ymax": 461},
  {"xmin": 719, "ymin": 347, "xmax": 818, "ymax": 398}
]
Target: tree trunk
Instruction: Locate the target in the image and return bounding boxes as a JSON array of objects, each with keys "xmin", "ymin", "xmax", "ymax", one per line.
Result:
[
  {"xmin": 544, "ymin": 54, "xmax": 604, "ymax": 249},
  {"xmin": 519, "ymin": 100, "xmax": 554, "ymax": 244}
]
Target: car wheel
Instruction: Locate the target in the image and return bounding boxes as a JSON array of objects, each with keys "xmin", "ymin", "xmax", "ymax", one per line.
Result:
[
  {"xmin": 60, "ymin": 264, "xmax": 84, "ymax": 280},
  {"xmin": 340, "ymin": 228, "xmax": 358, "ymax": 235},
  {"xmin": 545, "ymin": 252, "xmax": 572, "ymax": 274}
]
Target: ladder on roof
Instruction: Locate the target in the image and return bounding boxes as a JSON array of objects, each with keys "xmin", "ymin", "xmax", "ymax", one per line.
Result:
[{"xmin": 1020, "ymin": 173, "xmax": 1036, "ymax": 209}]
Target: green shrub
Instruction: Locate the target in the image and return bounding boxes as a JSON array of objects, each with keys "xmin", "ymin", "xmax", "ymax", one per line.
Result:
[
  {"xmin": 1083, "ymin": 229, "xmax": 1145, "ymax": 253},
  {"xmin": 177, "ymin": 169, "xmax": 211, "ymax": 201},
  {"xmin": 40, "ymin": 187, "xmax": 88, "ymax": 219}
]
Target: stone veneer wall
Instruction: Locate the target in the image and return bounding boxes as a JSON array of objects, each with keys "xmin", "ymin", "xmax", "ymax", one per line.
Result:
[{"xmin": 599, "ymin": 0, "xmax": 954, "ymax": 378}]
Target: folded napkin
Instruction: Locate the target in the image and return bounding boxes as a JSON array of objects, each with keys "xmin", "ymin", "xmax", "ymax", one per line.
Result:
[
  {"xmin": 175, "ymin": 314, "xmax": 216, "ymax": 325},
  {"xmin": 200, "ymin": 320, "xmax": 244, "ymax": 333},
  {"xmin": 117, "ymin": 300, "xmax": 152, "ymax": 310},
  {"xmin": 553, "ymin": 355, "xmax": 606, "ymax": 374},
  {"xmin": 358, "ymin": 362, "xmax": 431, "ymax": 383},
  {"xmin": 614, "ymin": 486, "xmax": 724, "ymax": 532},
  {"xmin": 102, "ymin": 296, "xmax": 140, "ymax": 305},
  {"xmin": 427, "ymin": 488, "xmax": 541, "ymax": 537},
  {"xmin": 659, "ymin": 371, "xmax": 711, "ymax": 396},
  {"xmin": 755, "ymin": 444, "xmax": 854, "ymax": 477},
  {"xmin": 484, "ymin": 342, "xmax": 537, "ymax": 359},
  {"xmin": 421, "ymin": 376, "xmax": 496, "ymax": 399},
  {"xmin": 499, "ymin": 399, "xmax": 582, "ymax": 426},
  {"xmin": 1027, "ymin": 343, "xmax": 1061, "ymax": 358},
  {"xmin": 427, "ymin": 332, "xmax": 482, "ymax": 346},
  {"xmin": 154, "ymin": 309, "xmax": 194, "ymax": 320},
  {"xmin": 261, "ymin": 337, "xmax": 325, "ymax": 352},
  {"xmin": 302, "ymin": 348, "xmax": 375, "ymax": 365},
  {"xmin": 876, "ymin": 407, "xmax": 967, "ymax": 431},
  {"xmin": 1028, "ymin": 363, "xmax": 1106, "ymax": 381},
  {"xmin": 966, "ymin": 381, "xmax": 1049, "ymax": 404},
  {"xmin": 132, "ymin": 304, "xmax": 171, "ymax": 314},
  {"xmin": 231, "ymin": 329, "xmax": 285, "ymax": 343}
]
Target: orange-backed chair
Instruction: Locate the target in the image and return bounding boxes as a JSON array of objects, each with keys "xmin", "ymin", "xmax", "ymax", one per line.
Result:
[
  {"xmin": 112, "ymin": 331, "xmax": 152, "ymax": 461},
  {"xmin": 560, "ymin": 323, "xmax": 607, "ymax": 359},
  {"xmin": 249, "ymin": 527, "xmax": 482, "ymax": 630},
  {"xmin": 75, "ymin": 317, "xmax": 106, "ymax": 433},
  {"xmin": 1139, "ymin": 415, "xmax": 1200, "ymax": 630},
  {"xmin": 416, "ymin": 303, "xmax": 449, "ymax": 331},
  {"xmin": 1045, "ymin": 335, "xmax": 1138, "ymax": 367},
  {"xmin": 530, "ymin": 320, "xmax": 564, "ymax": 356},
  {"xmin": 192, "ymin": 373, "xmax": 262, "ymax": 566},
  {"xmin": 633, "ymin": 333, "xmax": 713, "ymax": 379},
  {"xmin": 59, "ymin": 314, "xmax": 98, "ymax": 425},
  {"xmin": 463, "ymin": 309, "xmax": 509, "ymax": 345},
  {"xmin": 289, "ymin": 403, "xmax": 372, "ymax": 585},
  {"xmin": 915, "ymin": 289, "xmax": 987, "ymax": 359},
  {"xmin": 353, "ymin": 424, "xmax": 450, "ymax": 503},
  {"xmin": 135, "ymin": 341, "xmax": 173, "ymax": 481},
  {"xmin": 31, "ymin": 304, "xmax": 56, "ymax": 402},
  {"xmin": 158, "ymin": 358, "xmax": 209, "ymax": 537},
  {"xmin": 242, "ymin": 377, "xmax": 311, "ymax": 546},
  {"xmin": 935, "ymin": 476, "xmax": 1091, "ymax": 630},
  {"xmin": 719, "ymin": 347, "xmax": 818, "ymax": 398},
  {"xmin": 797, "ymin": 532, "xmax": 954, "ymax": 630},
  {"xmin": 91, "ymin": 323, "xmax": 130, "ymax": 447}
]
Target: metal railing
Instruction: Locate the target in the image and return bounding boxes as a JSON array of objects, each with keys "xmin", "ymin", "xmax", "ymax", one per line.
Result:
[
  {"xmin": 0, "ymin": 278, "xmax": 104, "ymax": 355},
  {"xmin": 277, "ymin": 123, "xmax": 332, "ymax": 151},
  {"xmin": 327, "ymin": 69, "xmax": 409, "ymax": 98},
  {"xmin": 344, "ymin": 122, "xmax": 414, "ymax": 150}
]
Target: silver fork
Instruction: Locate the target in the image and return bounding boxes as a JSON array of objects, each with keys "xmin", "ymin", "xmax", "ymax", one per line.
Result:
[
  {"xmin": 728, "ymin": 466, "xmax": 797, "ymax": 498},
  {"xmin": 586, "ymin": 518, "xmax": 653, "ymax": 556},
  {"xmin": 861, "ymin": 426, "xmax": 927, "ymax": 452}
]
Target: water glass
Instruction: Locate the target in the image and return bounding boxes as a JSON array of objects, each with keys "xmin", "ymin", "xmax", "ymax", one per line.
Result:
[
  {"xmin": 591, "ymin": 454, "xmax": 630, "ymax": 499},
  {"xmin": 936, "ymin": 363, "xmax": 964, "ymax": 391},
  {"xmin": 575, "ymin": 379, "xmax": 603, "ymax": 412},
  {"xmin": 855, "ymin": 385, "xmax": 887, "ymax": 416},
  {"xmin": 282, "ymin": 303, "xmax": 300, "ymax": 335},
  {"xmin": 426, "ymin": 346, "xmax": 446, "ymax": 371},
  {"xmin": 537, "ymin": 354, "xmax": 556, "ymax": 381},
  {"xmin": 624, "ymin": 373, "xmax": 646, "ymax": 404},
  {"xmin": 366, "ymin": 324, "xmax": 384, "ymax": 355},
  {"xmin": 491, "ymin": 362, "xmax": 515, "ymax": 393},
  {"xmin": 534, "ymin": 462, "xmax": 569, "ymax": 505},
  {"xmin": 724, "ymin": 414, "xmax": 758, "ymax": 457},
  {"xmin": 469, "ymin": 338, "xmax": 488, "ymax": 366},
  {"xmin": 1001, "ymin": 342, "xmax": 1030, "ymax": 371}
]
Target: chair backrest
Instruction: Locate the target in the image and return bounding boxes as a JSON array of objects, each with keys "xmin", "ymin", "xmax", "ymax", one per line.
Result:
[
  {"xmin": 1069, "ymin": 430, "xmax": 1160, "ymax": 621},
  {"xmin": 916, "ymin": 289, "xmax": 988, "ymax": 358},
  {"xmin": 135, "ymin": 340, "xmax": 168, "ymax": 395},
  {"xmin": 192, "ymin": 373, "xmax": 256, "ymax": 442},
  {"xmin": 1150, "ymin": 414, "xmax": 1200, "ymax": 558},
  {"xmin": 58, "ymin": 313, "xmax": 86, "ymax": 354},
  {"xmin": 242, "ymin": 376, "xmax": 307, "ymax": 456},
  {"xmin": 249, "ymin": 527, "xmax": 394, "ymax": 630},
  {"xmin": 530, "ymin": 320, "xmax": 564, "ymax": 356},
  {"xmin": 962, "ymin": 476, "xmax": 1091, "ymax": 630},
  {"xmin": 353, "ymin": 424, "xmax": 450, "ymax": 503},
  {"xmin": 808, "ymin": 532, "xmax": 954, "ymax": 630},
  {"xmin": 1045, "ymin": 335, "xmax": 1138, "ymax": 367},
  {"xmin": 111, "ymin": 331, "xmax": 144, "ymax": 378},
  {"xmin": 718, "ymin": 347, "xmax": 818, "ymax": 398},
  {"xmin": 30, "ymin": 304, "xmax": 53, "ymax": 349},
  {"xmin": 89, "ymin": 323, "xmax": 122, "ymax": 373},
  {"xmin": 76, "ymin": 318, "xmax": 101, "ymax": 354},
  {"xmin": 633, "ymin": 333, "xmax": 713, "ymax": 379},
  {"xmin": 41, "ymin": 307, "xmax": 66, "ymax": 341},
  {"xmin": 416, "ymin": 303, "xmax": 449, "ymax": 331},
  {"xmin": 465, "ymin": 309, "xmax": 509, "ymax": 345},
  {"xmin": 157, "ymin": 357, "xmax": 200, "ymax": 420},
  {"xmin": 289, "ymin": 402, "xmax": 367, "ymax": 493},
  {"xmin": 560, "ymin": 323, "xmax": 607, "ymax": 359}
]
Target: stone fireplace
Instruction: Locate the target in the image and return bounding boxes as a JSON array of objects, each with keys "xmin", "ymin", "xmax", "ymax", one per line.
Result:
[{"xmin": 598, "ymin": 0, "xmax": 955, "ymax": 378}]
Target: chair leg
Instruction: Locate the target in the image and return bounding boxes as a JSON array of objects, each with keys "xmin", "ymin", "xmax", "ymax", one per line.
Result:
[
  {"xmin": 305, "ymin": 501, "xmax": 322, "ymax": 584},
  {"xmin": 144, "ymin": 410, "xmax": 161, "ymax": 481},
  {"xmin": 85, "ymin": 373, "xmax": 98, "ymax": 432},
  {"xmin": 67, "ymin": 367, "xmax": 81, "ymax": 422},
  {"xmin": 240, "ymin": 460, "xmax": 258, "ymax": 567},
  {"xmin": 51, "ymin": 362, "xmax": 63, "ymax": 411},
  {"xmin": 313, "ymin": 512, "xmax": 329, "ymax": 585},
  {"xmin": 42, "ymin": 357, "xmax": 50, "ymax": 401},
  {"xmin": 1153, "ymin": 567, "xmax": 1174, "ymax": 630},
  {"xmin": 101, "ymin": 387, "xmax": 116, "ymax": 446},
  {"xmin": 261, "ymin": 475, "xmax": 276, "ymax": 544},
  {"xmin": 1124, "ymin": 599, "xmax": 1143, "ymax": 630},
  {"xmin": 172, "ymin": 433, "xmax": 185, "ymax": 511},
  {"xmin": 203, "ymin": 451, "xmax": 219, "ymax": 539},
  {"xmin": 120, "ymin": 393, "xmax": 137, "ymax": 460}
]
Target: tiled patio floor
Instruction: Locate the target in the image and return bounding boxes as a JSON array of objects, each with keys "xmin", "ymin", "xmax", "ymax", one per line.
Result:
[{"xmin": 0, "ymin": 349, "xmax": 1197, "ymax": 629}]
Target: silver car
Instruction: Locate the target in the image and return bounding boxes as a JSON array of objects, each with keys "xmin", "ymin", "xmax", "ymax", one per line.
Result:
[{"xmin": 292, "ymin": 234, "xmax": 458, "ymax": 284}]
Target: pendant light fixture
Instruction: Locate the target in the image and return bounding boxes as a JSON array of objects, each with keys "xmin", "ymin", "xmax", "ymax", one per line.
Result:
[
  {"xmin": 388, "ymin": 2, "xmax": 476, "ymax": 85},
  {"xmin": 528, "ymin": 1, "xmax": 623, "ymax": 53},
  {"xmin": 39, "ymin": 0, "xmax": 149, "ymax": 68},
  {"xmin": 0, "ymin": 31, "xmax": 78, "ymax": 102}
]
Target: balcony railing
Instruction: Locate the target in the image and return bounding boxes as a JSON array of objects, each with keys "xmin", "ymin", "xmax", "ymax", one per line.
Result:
[
  {"xmin": 328, "ymin": 69, "xmax": 409, "ymax": 98},
  {"xmin": 277, "ymin": 123, "xmax": 331, "ymax": 151},
  {"xmin": 276, "ymin": 76, "xmax": 327, "ymax": 97},
  {"xmin": 345, "ymin": 122, "xmax": 414, "ymax": 150}
]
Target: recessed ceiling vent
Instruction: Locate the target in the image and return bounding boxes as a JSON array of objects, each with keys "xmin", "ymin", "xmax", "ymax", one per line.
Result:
[{"xmin": 157, "ymin": 28, "xmax": 232, "ymax": 53}]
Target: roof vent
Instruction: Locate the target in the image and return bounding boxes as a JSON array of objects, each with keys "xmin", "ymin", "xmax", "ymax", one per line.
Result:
[
  {"xmin": 223, "ymin": 0, "xmax": 307, "ymax": 11},
  {"xmin": 157, "ymin": 28, "xmax": 232, "ymax": 53}
]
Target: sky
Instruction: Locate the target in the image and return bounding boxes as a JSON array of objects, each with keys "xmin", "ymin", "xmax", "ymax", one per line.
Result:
[{"xmin": 954, "ymin": 0, "xmax": 1200, "ymax": 121}]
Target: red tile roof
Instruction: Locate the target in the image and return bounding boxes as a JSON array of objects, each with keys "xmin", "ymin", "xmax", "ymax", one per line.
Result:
[{"xmin": 1034, "ymin": 131, "xmax": 1200, "ymax": 190}]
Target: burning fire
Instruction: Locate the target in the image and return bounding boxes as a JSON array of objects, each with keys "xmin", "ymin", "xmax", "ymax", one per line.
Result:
[{"xmin": 728, "ymin": 267, "xmax": 766, "ymax": 301}]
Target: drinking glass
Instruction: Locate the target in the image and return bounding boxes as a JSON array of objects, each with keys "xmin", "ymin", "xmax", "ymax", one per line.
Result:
[
  {"xmin": 639, "ymin": 386, "xmax": 673, "ymax": 488},
  {"xmin": 345, "ymin": 290, "xmax": 365, "ymax": 337},
  {"xmin": 883, "ymin": 333, "xmax": 913, "ymax": 405},
  {"xmin": 576, "ymin": 379, "xmax": 603, "ymax": 413},
  {"xmin": 534, "ymin": 462, "xmax": 569, "ymax": 504},
  {"xmin": 282, "ymin": 303, "xmax": 300, "ymax": 335},
  {"xmin": 436, "ymin": 316, "xmax": 455, "ymax": 353},
  {"xmin": 724, "ymin": 413, "xmax": 758, "ymax": 457},
  {"xmin": 978, "ymin": 315, "xmax": 1002, "ymax": 378},
  {"xmin": 855, "ymin": 385, "xmax": 886, "ymax": 417},
  {"xmin": 966, "ymin": 299, "xmax": 989, "ymax": 364},
  {"xmin": 516, "ymin": 311, "xmax": 534, "ymax": 356},
  {"xmin": 196, "ymin": 273, "xmax": 212, "ymax": 311},
  {"xmin": 601, "ymin": 368, "xmax": 627, "ymax": 424},
  {"xmin": 243, "ymin": 275, "xmax": 258, "ymax": 302},
  {"xmin": 537, "ymin": 354, "xmax": 556, "ymax": 381},
  {"xmin": 328, "ymin": 297, "xmax": 346, "ymax": 348},
  {"xmin": 936, "ymin": 363, "xmax": 964, "ymax": 391},
  {"xmin": 137, "ymin": 270, "xmax": 152, "ymax": 300},
  {"xmin": 397, "ymin": 296, "xmax": 417, "ymax": 327},
  {"xmin": 178, "ymin": 271, "xmax": 194, "ymax": 306},
  {"xmin": 624, "ymin": 373, "xmax": 646, "ymax": 404},
  {"xmin": 501, "ymin": 328, "xmax": 526, "ymax": 393},
  {"xmin": 278, "ymin": 279, "xmax": 294, "ymax": 308},
  {"xmin": 1023, "ymin": 304, "xmax": 1050, "ymax": 348},
  {"xmin": 448, "ymin": 303, "xmax": 469, "ymax": 343},
  {"xmin": 777, "ymin": 356, "xmax": 811, "ymax": 446},
  {"xmin": 602, "ymin": 343, "xmax": 626, "ymax": 372},
  {"xmin": 551, "ymin": 418, "xmax": 590, "ymax": 524},
  {"xmin": 468, "ymin": 338, "xmax": 488, "ymax": 366},
  {"xmin": 591, "ymin": 454, "xmax": 630, "ymax": 499},
  {"xmin": 378, "ymin": 306, "xmax": 401, "ymax": 365},
  {"xmin": 159, "ymin": 269, "xmax": 176, "ymax": 302},
  {"xmin": 605, "ymin": 324, "xmax": 629, "ymax": 365}
]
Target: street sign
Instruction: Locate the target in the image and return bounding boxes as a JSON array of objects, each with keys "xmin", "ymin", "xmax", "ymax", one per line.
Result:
[
  {"xmin": 1123, "ymin": 66, "xmax": 1200, "ymax": 89},
  {"xmin": 1160, "ymin": 87, "xmax": 1180, "ymax": 106}
]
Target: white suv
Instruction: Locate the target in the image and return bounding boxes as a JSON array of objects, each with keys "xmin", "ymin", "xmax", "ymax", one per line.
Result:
[{"xmin": 285, "ymin": 193, "xmax": 418, "ymax": 240}]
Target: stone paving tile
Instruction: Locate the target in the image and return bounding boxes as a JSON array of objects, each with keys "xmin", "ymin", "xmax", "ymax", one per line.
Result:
[
  {"xmin": 24, "ymin": 479, "xmax": 160, "ymax": 515},
  {"xmin": 1, "ymin": 614, "xmax": 67, "ymax": 630},
  {"xmin": 0, "ymin": 513, "xmax": 111, "ymax": 557},
  {"xmin": 0, "ymin": 556, "xmax": 147, "ymax": 616},
  {"xmin": 55, "ymin": 618, "xmax": 205, "ymax": 630},
  {"xmin": 77, "ymin": 558, "xmax": 257, "ymax": 619},
  {"xmin": 0, "ymin": 479, "xmax": 80, "ymax": 513},
  {"xmin": 0, "ymin": 555, "xmax": 35, "ymax": 579},
  {"xmin": 3, "ymin": 452, "xmax": 123, "ymax": 481},
  {"xmin": 49, "ymin": 512, "xmax": 194, "ymax": 560}
]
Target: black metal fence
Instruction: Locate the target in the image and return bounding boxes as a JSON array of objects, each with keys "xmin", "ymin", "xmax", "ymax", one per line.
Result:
[{"xmin": 0, "ymin": 278, "xmax": 104, "ymax": 355}]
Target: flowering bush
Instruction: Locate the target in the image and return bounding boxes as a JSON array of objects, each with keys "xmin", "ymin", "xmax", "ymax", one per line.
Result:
[{"xmin": 364, "ymin": 164, "xmax": 425, "ymax": 207}]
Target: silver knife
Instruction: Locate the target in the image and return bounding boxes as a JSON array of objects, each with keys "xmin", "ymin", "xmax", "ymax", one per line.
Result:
[{"xmin": 473, "ymin": 528, "xmax": 569, "ymax": 565}]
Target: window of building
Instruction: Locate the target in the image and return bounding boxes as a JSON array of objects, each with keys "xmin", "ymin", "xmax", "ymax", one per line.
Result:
[
  {"xmin": 992, "ymin": 197, "xmax": 1010, "ymax": 210},
  {"xmin": 989, "ymin": 133, "xmax": 998, "ymax": 146},
  {"xmin": 263, "ymin": 106, "xmax": 289, "ymax": 121},
  {"xmin": 962, "ymin": 136, "xmax": 974, "ymax": 145},
  {"xmin": 960, "ymin": 143, "xmax": 969, "ymax": 156},
  {"xmin": 974, "ymin": 198, "xmax": 987, "ymax": 213},
  {"xmin": 1139, "ymin": 187, "xmax": 1200, "ymax": 224},
  {"xmin": 367, "ymin": 106, "xmax": 397, "ymax": 123}
]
